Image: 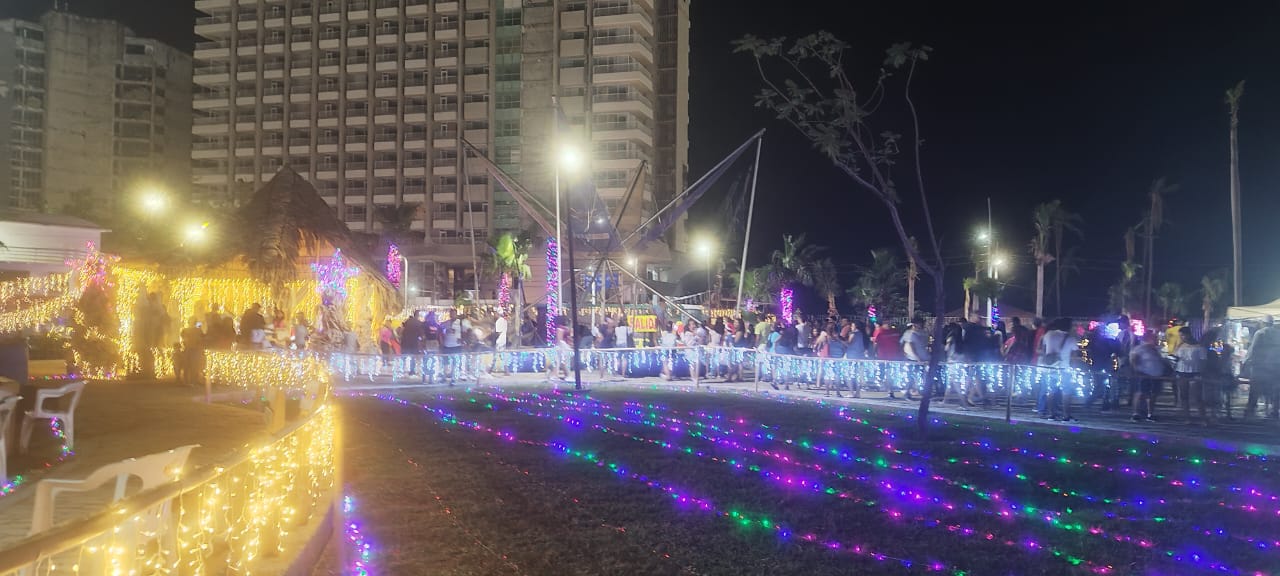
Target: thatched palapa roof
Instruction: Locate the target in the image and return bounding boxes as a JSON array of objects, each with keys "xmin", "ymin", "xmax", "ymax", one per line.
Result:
[{"xmin": 221, "ymin": 168, "xmax": 396, "ymax": 299}]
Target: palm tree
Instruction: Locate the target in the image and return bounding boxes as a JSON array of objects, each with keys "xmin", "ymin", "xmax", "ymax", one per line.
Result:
[
  {"xmin": 766, "ymin": 234, "xmax": 824, "ymax": 305},
  {"xmin": 812, "ymin": 258, "xmax": 840, "ymax": 316},
  {"xmin": 1201, "ymin": 272, "xmax": 1228, "ymax": 327},
  {"xmin": 966, "ymin": 276, "xmax": 1003, "ymax": 312},
  {"xmin": 1050, "ymin": 203, "xmax": 1082, "ymax": 316},
  {"xmin": 1226, "ymin": 81, "xmax": 1245, "ymax": 306},
  {"xmin": 487, "ymin": 231, "xmax": 532, "ymax": 345},
  {"xmin": 1155, "ymin": 282, "xmax": 1187, "ymax": 321},
  {"xmin": 1046, "ymin": 247, "xmax": 1079, "ymax": 314},
  {"xmin": 374, "ymin": 203, "xmax": 422, "ymax": 245},
  {"xmin": 1030, "ymin": 201, "xmax": 1058, "ymax": 318},
  {"xmin": 906, "ymin": 236, "xmax": 919, "ymax": 320},
  {"xmin": 847, "ymin": 249, "xmax": 906, "ymax": 319},
  {"xmin": 1141, "ymin": 178, "xmax": 1176, "ymax": 320},
  {"xmin": 1119, "ymin": 260, "xmax": 1142, "ymax": 315}
]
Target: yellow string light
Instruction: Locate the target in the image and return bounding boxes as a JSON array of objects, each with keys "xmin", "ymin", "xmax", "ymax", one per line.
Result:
[{"xmin": 15, "ymin": 352, "xmax": 336, "ymax": 575}]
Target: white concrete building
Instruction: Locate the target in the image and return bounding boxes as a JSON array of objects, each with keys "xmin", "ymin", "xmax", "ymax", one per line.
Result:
[
  {"xmin": 0, "ymin": 11, "xmax": 193, "ymax": 216},
  {"xmin": 191, "ymin": 0, "xmax": 689, "ymax": 303},
  {"xmin": 0, "ymin": 212, "xmax": 104, "ymax": 277}
]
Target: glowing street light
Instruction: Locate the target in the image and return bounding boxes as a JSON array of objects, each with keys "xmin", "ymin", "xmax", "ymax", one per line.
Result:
[
  {"xmin": 992, "ymin": 254, "xmax": 1008, "ymax": 269},
  {"xmin": 975, "ymin": 228, "xmax": 990, "ymax": 243},
  {"xmin": 558, "ymin": 144, "xmax": 582, "ymax": 173},
  {"xmin": 184, "ymin": 221, "xmax": 210, "ymax": 246},
  {"xmin": 140, "ymin": 187, "xmax": 168, "ymax": 215}
]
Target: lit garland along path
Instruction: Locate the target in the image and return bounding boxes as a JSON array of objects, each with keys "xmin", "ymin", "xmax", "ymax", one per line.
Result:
[{"xmin": 336, "ymin": 387, "xmax": 1280, "ymax": 576}]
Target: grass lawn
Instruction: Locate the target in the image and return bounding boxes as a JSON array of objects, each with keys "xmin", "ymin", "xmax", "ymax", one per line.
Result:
[{"xmin": 329, "ymin": 386, "xmax": 1280, "ymax": 576}]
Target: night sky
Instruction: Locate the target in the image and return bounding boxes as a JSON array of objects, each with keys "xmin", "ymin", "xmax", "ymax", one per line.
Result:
[{"xmin": 7, "ymin": 1, "xmax": 1280, "ymax": 316}]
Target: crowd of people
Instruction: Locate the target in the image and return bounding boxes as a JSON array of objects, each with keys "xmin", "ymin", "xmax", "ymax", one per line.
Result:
[{"xmin": 167, "ymin": 297, "xmax": 1280, "ymax": 425}]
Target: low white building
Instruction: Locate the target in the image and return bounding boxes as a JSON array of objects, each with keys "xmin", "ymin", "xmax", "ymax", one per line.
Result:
[{"xmin": 0, "ymin": 212, "xmax": 104, "ymax": 277}]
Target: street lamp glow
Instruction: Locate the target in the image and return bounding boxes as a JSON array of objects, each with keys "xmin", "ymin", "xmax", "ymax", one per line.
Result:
[
  {"xmin": 558, "ymin": 145, "xmax": 582, "ymax": 173},
  {"xmin": 992, "ymin": 254, "xmax": 1008, "ymax": 269},
  {"xmin": 695, "ymin": 239, "xmax": 713, "ymax": 259},
  {"xmin": 626, "ymin": 256, "xmax": 637, "ymax": 269},
  {"xmin": 976, "ymin": 229, "xmax": 990, "ymax": 243},
  {"xmin": 140, "ymin": 187, "xmax": 167, "ymax": 214},
  {"xmin": 184, "ymin": 221, "xmax": 209, "ymax": 244}
]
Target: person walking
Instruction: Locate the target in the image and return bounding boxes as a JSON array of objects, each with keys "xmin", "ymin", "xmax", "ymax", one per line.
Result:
[
  {"xmin": 440, "ymin": 309, "xmax": 464, "ymax": 385},
  {"xmin": 1174, "ymin": 326, "xmax": 1208, "ymax": 423},
  {"xmin": 290, "ymin": 313, "xmax": 310, "ymax": 351},
  {"xmin": 1245, "ymin": 315, "xmax": 1280, "ymax": 420},
  {"xmin": 378, "ymin": 320, "xmax": 400, "ymax": 367},
  {"xmin": 401, "ymin": 311, "xmax": 424, "ymax": 376},
  {"xmin": 900, "ymin": 318, "xmax": 929, "ymax": 401},
  {"xmin": 1129, "ymin": 332, "xmax": 1169, "ymax": 422},
  {"xmin": 1036, "ymin": 320, "xmax": 1069, "ymax": 418},
  {"xmin": 873, "ymin": 321, "xmax": 902, "ymax": 361},
  {"xmin": 179, "ymin": 317, "xmax": 205, "ymax": 387}
]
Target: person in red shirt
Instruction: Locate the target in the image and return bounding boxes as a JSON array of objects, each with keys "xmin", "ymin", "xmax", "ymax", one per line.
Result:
[
  {"xmin": 1031, "ymin": 318, "xmax": 1047, "ymax": 364},
  {"xmin": 873, "ymin": 321, "xmax": 903, "ymax": 360}
]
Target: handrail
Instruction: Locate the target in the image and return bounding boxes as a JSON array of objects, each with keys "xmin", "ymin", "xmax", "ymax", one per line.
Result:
[
  {"xmin": 322, "ymin": 345, "xmax": 1103, "ymax": 400},
  {"xmin": 0, "ymin": 353, "xmax": 338, "ymax": 575},
  {"xmin": 0, "ymin": 405, "xmax": 335, "ymax": 574}
]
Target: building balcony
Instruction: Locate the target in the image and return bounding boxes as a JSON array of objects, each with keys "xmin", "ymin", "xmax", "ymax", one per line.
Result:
[
  {"xmin": 463, "ymin": 101, "xmax": 488, "ymax": 119},
  {"xmin": 437, "ymin": 1, "xmax": 458, "ymax": 12},
  {"xmin": 560, "ymin": 38, "xmax": 584, "ymax": 58},
  {"xmin": 434, "ymin": 27, "xmax": 458, "ymax": 41},
  {"xmin": 562, "ymin": 10, "xmax": 586, "ymax": 30},
  {"xmin": 592, "ymin": 36, "xmax": 654, "ymax": 65},
  {"xmin": 594, "ymin": 12, "xmax": 654, "ymax": 36},
  {"xmin": 464, "ymin": 18, "xmax": 489, "ymax": 37},
  {"xmin": 593, "ymin": 69, "xmax": 653, "ymax": 91},
  {"xmin": 463, "ymin": 73, "xmax": 488, "ymax": 92},
  {"xmin": 560, "ymin": 66, "xmax": 584, "ymax": 86},
  {"xmin": 433, "ymin": 107, "xmax": 457, "ymax": 122},
  {"xmin": 464, "ymin": 46, "xmax": 488, "ymax": 64},
  {"xmin": 592, "ymin": 93, "xmax": 653, "ymax": 118}
]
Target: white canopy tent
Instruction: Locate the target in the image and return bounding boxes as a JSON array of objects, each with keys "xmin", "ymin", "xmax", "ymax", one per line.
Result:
[{"xmin": 1226, "ymin": 299, "xmax": 1280, "ymax": 320}]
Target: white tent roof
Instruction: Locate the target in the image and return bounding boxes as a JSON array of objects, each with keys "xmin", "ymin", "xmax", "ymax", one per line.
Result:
[{"xmin": 1227, "ymin": 299, "xmax": 1280, "ymax": 320}]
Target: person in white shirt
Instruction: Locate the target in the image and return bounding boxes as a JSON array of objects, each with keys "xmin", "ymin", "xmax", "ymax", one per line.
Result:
[
  {"xmin": 1129, "ymin": 333, "xmax": 1169, "ymax": 421},
  {"xmin": 614, "ymin": 317, "xmax": 631, "ymax": 348},
  {"xmin": 899, "ymin": 318, "xmax": 928, "ymax": 400},
  {"xmin": 1173, "ymin": 326, "xmax": 1209, "ymax": 422},
  {"xmin": 489, "ymin": 310, "xmax": 509, "ymax": 376}
]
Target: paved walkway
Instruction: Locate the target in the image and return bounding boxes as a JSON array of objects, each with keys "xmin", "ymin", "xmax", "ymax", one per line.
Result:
[
  {"xmin": 0, "ymin": 379, "xmax": 268, "ymax": 545},
  {"xmin": 337, "ymin": 372, "xmax": 1280, "ymax": 452}
]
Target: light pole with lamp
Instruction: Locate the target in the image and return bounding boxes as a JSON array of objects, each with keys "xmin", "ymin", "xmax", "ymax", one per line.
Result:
[
  {"xmin": 696, "ymin": 239, "xmax": 713, "ymax": 315},
  {"xmin": 557, "ymin": 143, "xmax": 586, "ymax": 391}
]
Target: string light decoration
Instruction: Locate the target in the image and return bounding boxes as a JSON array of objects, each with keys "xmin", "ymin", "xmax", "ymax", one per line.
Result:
[
  {"xmin": 205, "ymin": 351, "xmax": 332, "ymax": 399},
  {"xmin": 0, "ymin": 273, "xmax": 68, "ymax": 304},
  {"xmin": 0, "ymin": 295, "xmax": 75, "ymax": 334},
  {"xmin": 866, "ymin": 304, "xmax": 878, "ymax": 325},
  {"xmin": 990, "ymin": 304, "xmax": 1001, "ymax": 327},
  {"xmin": 385, "ymin": 245, "xmax": 403, "ymax": 289},
  {"xmin": 311, "ymin": 249, "xmax": 361, "ymax": 301},
  {"xmin": 546, "ymin": 238, "xmax": 560, "ymax": 344},
  {"xmin": 356, "ymin": 387, "xmax": 1280, "ymax": 575},
  {"xmin": 343, "ymin": 495, "xmax": 374, "ymax": 576},
  {"xmin": 498, "ymin": 273, "xmax": 511, "ymax": 309},
  {"xmin": 779, "ymin": 287, "xmax": 795, "ymax": 325}
]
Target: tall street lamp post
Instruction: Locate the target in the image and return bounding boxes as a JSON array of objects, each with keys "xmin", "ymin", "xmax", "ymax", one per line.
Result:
[{"xmin": 558, "ymin": 144, "xmax": 585, "ymax": 391}]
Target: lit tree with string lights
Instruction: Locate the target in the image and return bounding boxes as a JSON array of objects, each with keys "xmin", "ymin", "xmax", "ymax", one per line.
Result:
[{"xmin": 736, "ymin": 34, "xmax": 948, "ymax": 434}]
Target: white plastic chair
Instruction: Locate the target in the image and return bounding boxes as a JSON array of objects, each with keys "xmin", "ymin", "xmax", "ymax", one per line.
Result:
[
  {"xmin": 30, "ymin": 444, "xmax": 199, "ymax": 535},
  {"xmin": 0, "ymin": 395, "xmax": 21, "ymax": 482},
  {"xmin": 19, "ymin": 381, "xmax": 86, "ymax": 454}
]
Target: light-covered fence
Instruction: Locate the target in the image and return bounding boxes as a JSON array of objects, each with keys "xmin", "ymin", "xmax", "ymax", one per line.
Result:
[
  {"xmin": 0, "ymin": 353, "xmax": 339, "ymax": 576},
  {"xmin": 321, "ymin": 346, "xmax": 1108, "ymax": 401}
]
